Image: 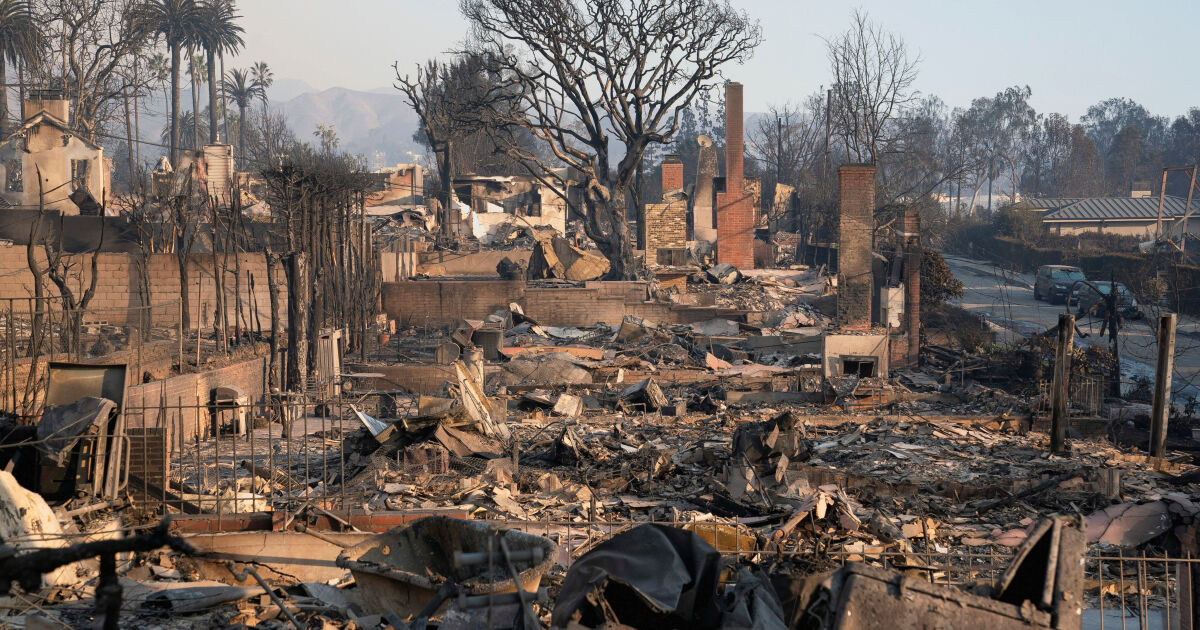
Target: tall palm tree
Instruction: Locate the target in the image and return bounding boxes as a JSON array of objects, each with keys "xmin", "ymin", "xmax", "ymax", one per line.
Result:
[
  {"xmin": 148, "ymin": 52, "xmax": 171, "ymax": 110},
  {"xmin": 251, "ymin": 61, "xmax": 273, "ymax": 158},
  {"xmin": 222, "ymin": 67, "xmax": 259, "ymax": 165},
  {"xmin": 196, "ymin": 0, "xmax": 243, "ymax": 145},
  {"xmin": 0, "ymin": 0, "xmax": 41, "ymax": 129},
  {"xmin": 188, "ymin": 51, "xmax": 205, "ymax": 151},
  {"xmin": 141, "ymin": 0, "xmax": 201, "ymax": 165}
]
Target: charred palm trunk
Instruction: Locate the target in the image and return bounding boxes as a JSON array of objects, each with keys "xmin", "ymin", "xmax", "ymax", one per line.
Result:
[
  {"xmin": 285, "ymin": 252, "xmax": 308, "ymax": 392},
  {"xmin": 266, "ymin": 251, "xmax": 282, "ymax": 391}
]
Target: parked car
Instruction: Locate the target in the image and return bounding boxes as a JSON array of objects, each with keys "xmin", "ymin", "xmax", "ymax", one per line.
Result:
[
  {"xmin": 1069, "ymin": 281, "xmax": 1143, "ymax": 319},
  {"xmin": 1034, "ymin": 265, "xmax": 1086, "ymax": 304}
]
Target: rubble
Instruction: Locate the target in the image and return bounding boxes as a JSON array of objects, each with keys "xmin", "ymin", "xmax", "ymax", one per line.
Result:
[
  {"xmin": 3, "ymin": 229, "xmax": 1198, "ymax": 629},
  {"xmin": 528, "ymin": 232, "xmax": 610, "ymax": 281}
]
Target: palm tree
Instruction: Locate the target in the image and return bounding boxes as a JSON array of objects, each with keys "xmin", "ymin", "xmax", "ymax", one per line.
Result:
[
  {"xmin": 188, "ymin": 51, "xmax": 205, "ymax": 151},
  {"xmin": 141, "ymin": 0, "xmax": 201, "ymax": 165},
  {"xmin": 159, "ymin": 110, "xmax": 209, "ymax": 151},
  {"xmin": 251, "ymin": 61, "xmax": 273, "ymax": 158},
  {"xmin": 148, "ymin": 52, "xmax": 171, "ymax": 110},
  {"xmin": 222, "ymin": 67, "xmax": 259, "ymax": 165},
  {"xmin": 0, "ymin": 1, "xmax": 41, "ymax": 129},
  {"xmin": 196, "ymin": 0, "xmax": 243, "ymax": 145}
]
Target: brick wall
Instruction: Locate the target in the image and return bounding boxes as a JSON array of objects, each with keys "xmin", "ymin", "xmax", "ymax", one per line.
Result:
[
  {"xmin": 381, "ymin": 279, "xmax": 743, "ymax": 327},
  {"xmin": 643, "ymin": 200, "xmax": 687, "ymax": 267},
  {"xmin": 347, "ymin": 362, "xmax": 457, "ymax": 396},
  {"xmin": 836, "ymin": 165, "xmax": 875, "ymax": 330},
  {"xmin": 0, "ymin": 248, "xmax": 284, "ymax": 328},
  {"xmin": 716, "ymin": 82, "xmax": 755, "ymax": 269},
  {"xmin": 382, "ymin": 280, "xmax": 526, "ymax": 327},
  {"xmin": 124, "ymin": 355, "xmax": 269, "ymax": 445}
]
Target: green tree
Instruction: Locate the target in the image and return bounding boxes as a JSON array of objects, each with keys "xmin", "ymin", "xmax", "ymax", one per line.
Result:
[
  {"xmin": 195, "ymin": 0, "xmax": 243, "ymax": 144},
  {"xmin": 188, "ymin": 52, "xmax": 205, "ymax": 151},
  {"xmin": 141, "ymin": 0, "xmax": 202, "ymax": 165},
  {"xmin": 222, "ymin": 67, "xmax": 260, "ymax": 163},
  {"xmin": 920, "ymin": 249, "xmax": 963, "ymax": 307},
  {"xmin": 251, "ymin": 61, "xmax": 274, "ymax": 159},
  {"xmin": 0, "ymin": 0, "xmax": 40, "ymax": 129}
]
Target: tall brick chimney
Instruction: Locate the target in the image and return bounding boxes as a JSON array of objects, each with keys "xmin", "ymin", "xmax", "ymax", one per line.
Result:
[
  {"xmin": 836, "ymin": 164, "xmax": 875, "ymax": 330},
  {"xmin": 716, "ymin": 82, "xmax": 754, "ymax": 269},
  {"xmin": 902, "ymin": 208, "xmax": 921, "ymax": 365},
  {"xmin": 661, "ymin": 154, "xmax": 683, "ymax": 195}
]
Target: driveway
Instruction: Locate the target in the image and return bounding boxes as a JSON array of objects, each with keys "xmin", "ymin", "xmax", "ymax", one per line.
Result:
[{"xmin": 941, "ymin": 254, "xmax": 1200, "ymax": 403}]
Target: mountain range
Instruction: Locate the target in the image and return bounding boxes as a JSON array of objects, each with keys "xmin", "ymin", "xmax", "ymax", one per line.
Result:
[
  {"xmin": 279, "ymin": 86, "xmax": 422, "ymax": 168},
  {"xmin": 123, "ymin": 80, "xmax": 423, "ymax": 170}
]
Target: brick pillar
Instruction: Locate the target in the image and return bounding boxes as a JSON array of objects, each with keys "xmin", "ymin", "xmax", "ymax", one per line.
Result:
[
  {"xmin": 661, "ymin": 154, "xmax": 683, "ymax": 194},
  {"xmin": 902, "ymin": 208, "xmax": 921, "ymax": 366},
  {"xmin": 716, "ymin": 82, "xmax": 754, "ymax": 269},
  {"xmin": 836, "ymin": 165, "xmax": 875, "ymax": 329}
]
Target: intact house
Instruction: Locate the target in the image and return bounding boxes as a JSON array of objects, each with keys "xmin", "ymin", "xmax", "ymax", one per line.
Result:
[
  {"xmin": 0, "ymin": 94, "xmax": 109, "ymax": 215},
  {"xmin": 1027, "ymin": 194, "xmax": 1200, "ymax": 239}
]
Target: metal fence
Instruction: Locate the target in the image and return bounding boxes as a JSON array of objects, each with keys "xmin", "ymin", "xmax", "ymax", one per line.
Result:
[
  {"xmin": 1036, "ymin": 373, "xmax": 1106, "ymax": 418},
  {"xmin": 0, "ymin": 298, "xmax": 186, "ymax": 418}
]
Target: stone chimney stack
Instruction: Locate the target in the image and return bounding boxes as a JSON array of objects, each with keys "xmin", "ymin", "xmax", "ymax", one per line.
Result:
[
  {"xmin": 661, "ymin": 154, "xmax": 683, "ymax": 195},
  {"xmin": 836, "ymin": 164, "xmax": 876, "ymax": 330},
  {"xmin": 715, "ymin": 81, "xmax": 754, "ymax": 269}
]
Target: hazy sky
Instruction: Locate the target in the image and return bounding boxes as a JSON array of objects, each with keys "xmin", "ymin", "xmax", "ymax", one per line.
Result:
[{"xmin": 231, "ymin": 0, "xmax": 1200, "ymax": 120}]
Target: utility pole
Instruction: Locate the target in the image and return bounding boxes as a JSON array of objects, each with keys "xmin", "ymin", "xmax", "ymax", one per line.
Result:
[
  {"xmin": 1050, "ymin": 312, "xmax": 1074, "ymax": 454},
  {"xmin": 1156, "ymin": 169, "xmax": 1169, "ymax": 241},
  {"xmin": 1182, "ymin": 165, "xmax": 1196, "ymax": 257},
  {"xmin": 1150, "ymin": 313, "xmax": 1177, "ymax": 458}
]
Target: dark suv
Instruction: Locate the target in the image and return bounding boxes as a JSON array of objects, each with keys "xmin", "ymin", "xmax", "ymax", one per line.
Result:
[
  {"xmin": 1034, "ymin": 265, "xmax": 1085, "ymax": 304},
  {"xmin": 1070, "ymin": 281, "xmax": 1142, "ymax": 320}
]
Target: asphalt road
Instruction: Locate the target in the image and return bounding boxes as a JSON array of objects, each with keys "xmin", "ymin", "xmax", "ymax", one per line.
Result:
[{"xmin": 941, "ymin": 254, "xmax": 1200, "ymax": 403}]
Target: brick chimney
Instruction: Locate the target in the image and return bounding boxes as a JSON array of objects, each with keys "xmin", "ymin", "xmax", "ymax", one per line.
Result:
[
  {"xmin": 836, "ymin": 164, "xmax": 875, "ymax": 330},
  {"xmin": 715, "ymin": 82, "xmax": 754, "ymax": 269},
  {"xmin": 661, "ymin": 154, "xmax": 683, "ymax": 195}
]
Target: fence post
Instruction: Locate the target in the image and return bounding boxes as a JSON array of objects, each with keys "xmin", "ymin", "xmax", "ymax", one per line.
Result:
[
  {"xmin": 1150, "ymin": 313, "xmax": 1177, "ymax": 459},
  {"xmin": 1051, "ymin": 313, "xmax": 1074, "ymax": 454}
]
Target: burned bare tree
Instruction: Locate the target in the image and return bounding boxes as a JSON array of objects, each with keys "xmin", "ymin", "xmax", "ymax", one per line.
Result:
[
  {"xmin": 825, "ymin": 9, "xmax": 920, "ymax": 165},
  {"xmin": 26, "ymin": 172, "xmax": 105, "ymax": 357},
  {"xmin": 395, "ymin": 54, "xmax": 498, "ymax": 242},
  {"xmin": 746, "ymin": 97, "xmax": 825, "ymax": 227},
  {"xmin": 163, "ymin": 173, "xmax": 203, "ymax": 334},
  {"xmin": 261, "ymin": 148, "xmax": 377, "ymax": 392},
  {"xmin": 32, "ymin": 0, "xmax": 154, "ymax": 142},
  {"xmin": 118, "ymin": 176, "xmax": 173, "ymax": 341},
  {"xmin": 461, "ymin": 0, "xmax": 762, "ymax": 279}
]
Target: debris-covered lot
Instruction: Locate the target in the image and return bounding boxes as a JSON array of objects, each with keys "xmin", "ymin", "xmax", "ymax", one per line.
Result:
[{"xmin": 3, "ymin": 260, "xmax": 1198, "ymax": 629}]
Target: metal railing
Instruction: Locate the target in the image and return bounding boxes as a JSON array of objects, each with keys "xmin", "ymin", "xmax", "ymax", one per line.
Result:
[
  {"xmin": 0, "ymin": 298, "xmax": 185, "ymax": 417},
  {"xmin": 1036, "ymin": 372, "xmax": 1106, "ymax": 418}
]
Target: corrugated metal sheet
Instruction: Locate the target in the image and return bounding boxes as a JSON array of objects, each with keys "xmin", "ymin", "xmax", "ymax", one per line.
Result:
[
  {"xmin": 1042, "ymin": 196, "xmax": 1195, "ymax": 222},
  {"xmin": 1023, "ymin": 198, "xmax": 1083, "ymax": 212},
  {"xmin": 203, "ymin": 144, "xmax": 234, "ymax": 205}
]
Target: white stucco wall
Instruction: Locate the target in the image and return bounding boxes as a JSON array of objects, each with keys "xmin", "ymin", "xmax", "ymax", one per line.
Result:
[{"xmin": 0, "ymin": 117, "xmax": 105, "ymax": 213}]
